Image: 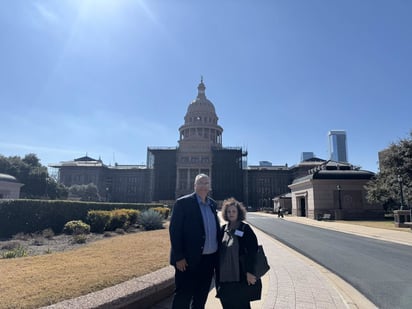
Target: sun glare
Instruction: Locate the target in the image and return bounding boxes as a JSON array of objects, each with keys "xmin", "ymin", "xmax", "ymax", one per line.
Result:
[{"xmin": 73, "ymin": 0, "xmax": 153, "ymax": 20}]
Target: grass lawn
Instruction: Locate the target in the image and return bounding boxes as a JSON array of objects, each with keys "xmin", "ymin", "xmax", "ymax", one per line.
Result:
[{"xmin": 0, "ymin": 228, "xmax": 170, "ymax": 309}]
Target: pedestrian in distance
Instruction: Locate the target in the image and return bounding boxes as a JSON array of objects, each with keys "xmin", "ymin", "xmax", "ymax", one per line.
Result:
[
  {"xmin": 169, "ymin": 173, "xmax": 220, "ymax": 309},
  {"xmin": 216, "ymin": 197, "xmax": 262, "ymax": 309},
  {"xmin": 278, "ymin": 206, "xmax": 284, "ymax": 218}
]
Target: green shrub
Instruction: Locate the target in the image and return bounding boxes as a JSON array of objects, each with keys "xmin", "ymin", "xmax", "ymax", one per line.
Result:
[
  {"xmin": 152, "ymin": 207, "xmax": 170, "ymax": 219},
  {"xmin": 87, "ymin": 210, "xmax": 111, "ymax": 233},
  {"xmin": 71, "ymin": 234, "xmax": 87, "ymax": 244},
  {"xmin": 121, "ymin": 209, "xmax": 140, "ymax": 225},
  {"xmin": 1, "ymin": 245, "xmax": 28, "ymax": 259},
  {"xmin": 138, "ymin": 209, "xmax": 164, "ymax": 231},
  {"xmin": 108, "ymin": 209, "xmax": 129, "ymax": 231},
  {"xmin": 63, "ymin": 220, "xmax": 90, "ymax": 235}
]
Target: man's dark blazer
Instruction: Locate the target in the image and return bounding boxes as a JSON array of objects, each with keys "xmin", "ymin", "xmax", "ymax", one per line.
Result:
[{"xmin": 169, "ymin": 192, "xmax": 220, "ymax": 269}]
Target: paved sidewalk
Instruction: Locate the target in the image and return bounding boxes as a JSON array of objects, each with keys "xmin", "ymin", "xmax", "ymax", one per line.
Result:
[
  {"xmin": 204, "ymin": 225, "xmax": 359, "ymax": 309},
  {"xmin": 154, "ymin": 213, "xmax": 412, "ymax": 308}
]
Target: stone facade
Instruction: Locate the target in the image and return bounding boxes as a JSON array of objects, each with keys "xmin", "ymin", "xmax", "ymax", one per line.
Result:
[
  {"xmin": 175, "ymin": 78, "xmax": 223, "ymax": 197},
  {"xmin": 51, "ymin": 156, "xmax": 149, "ymax": 202},
  {"xmin": 289, "ymin": 161, "xmax": 383, "ymax": 220},
  {"xmin": 148, "ymin": 79, "xmax": 244, "ymax": 203}
]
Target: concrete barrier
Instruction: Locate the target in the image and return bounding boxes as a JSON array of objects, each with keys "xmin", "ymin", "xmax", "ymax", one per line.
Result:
[{"xmin": 42, "ymin": 266, "xmax": 175, "ymax": 309}]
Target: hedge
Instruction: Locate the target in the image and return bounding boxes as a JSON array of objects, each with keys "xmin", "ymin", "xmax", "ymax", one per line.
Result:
[{"xmin": 0, "ymin": 199, "xmax": 164, "ymax": 238}]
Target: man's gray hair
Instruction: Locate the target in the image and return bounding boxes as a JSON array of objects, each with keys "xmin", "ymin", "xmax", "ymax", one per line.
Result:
[{"xmin": 194, "ymin": 173, "xmax": 209, "ymax": 184}]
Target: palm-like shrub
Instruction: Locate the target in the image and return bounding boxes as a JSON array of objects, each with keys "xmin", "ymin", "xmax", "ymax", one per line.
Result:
[{"xmin": 138, "ymin": 209, "xmax": 164, "ymax": 230}]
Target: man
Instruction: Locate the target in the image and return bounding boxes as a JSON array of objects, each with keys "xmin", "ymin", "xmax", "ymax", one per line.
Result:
[{"xmin": 169, "ymin": 174, "xmax": 220, "ymax": 309}]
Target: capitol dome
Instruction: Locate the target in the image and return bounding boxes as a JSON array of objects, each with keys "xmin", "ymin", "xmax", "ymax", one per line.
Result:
[
  {"xmin": 179, "ymin": 78, "xmax": 223, "ymax": 147},
  {"xmin": 186, "ymin": 79, "xmax": 217, "ymax": 115}
]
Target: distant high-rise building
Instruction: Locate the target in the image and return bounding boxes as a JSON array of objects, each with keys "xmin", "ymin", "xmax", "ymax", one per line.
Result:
[
  {"xmin": 301, "ymin": 152, "xmax": 315, "ymax": 162},
  {"xmin": 259, "ymin": 161, "xmax": 272, "ymax": 167},
  {"xmin": 328, "ymin": 130, "xmax": 348, "ymax": 162}
]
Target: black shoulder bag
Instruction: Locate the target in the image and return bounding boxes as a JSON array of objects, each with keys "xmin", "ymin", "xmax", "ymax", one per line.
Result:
[{"xmin": 240, "ymin": 222, "xmax": 270, "ymax": 278}]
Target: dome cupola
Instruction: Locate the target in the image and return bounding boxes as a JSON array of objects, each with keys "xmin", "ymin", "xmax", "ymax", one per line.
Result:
[{"xmin": 186, "ymin": 77, "xmax": 216, "ymax": 115}]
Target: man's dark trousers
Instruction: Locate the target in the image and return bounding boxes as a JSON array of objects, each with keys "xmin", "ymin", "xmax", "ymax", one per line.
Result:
[{"xmin": 172, "ymin": 252, "xmax": 217, "ymax": 309}]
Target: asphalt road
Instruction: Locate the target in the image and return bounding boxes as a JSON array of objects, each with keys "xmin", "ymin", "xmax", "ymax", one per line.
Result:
[{"xmin": 246, "ymin": 213, "xmax": 412, "ymax": 309}]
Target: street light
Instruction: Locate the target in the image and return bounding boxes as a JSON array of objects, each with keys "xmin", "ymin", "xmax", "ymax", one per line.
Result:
[
  {"xmin": 336, "ymin": 185, "xmax": 342, "ymax": 210},
  {"xmin": 397, "ymin": 175, "xmax": 405, "ymax": 210}
]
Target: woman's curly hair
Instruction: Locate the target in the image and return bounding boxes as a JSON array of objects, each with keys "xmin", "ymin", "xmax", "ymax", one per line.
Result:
[{"xmin": 221, "ymin": 197, "xmax": 247, "ymax": 222}]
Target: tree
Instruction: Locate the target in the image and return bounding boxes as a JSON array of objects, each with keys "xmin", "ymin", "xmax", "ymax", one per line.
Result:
[
  {"xmin": 366, "ymin": 131, "xmax": 412, "ymax": 210},
  {"xmin": 22, "ymin": 153, "xmax": 41, "ymax": 167},
  {"xmin": 0, "ymin": 154, "xmax": 44, "ymax": 198},
  {"xmin": 46, "ymin": 177, "xmax": 69, "ymax": 200},
  {"xmin": 0, "ymin": 153, "xmax": 67, "ymax": 199},
  {"xmin": 69, "ymin": 183, "xmax": 101, "ymax": 201}
]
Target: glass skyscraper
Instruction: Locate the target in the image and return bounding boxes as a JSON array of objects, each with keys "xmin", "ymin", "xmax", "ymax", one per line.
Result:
[{"xmin": 328, "ymin": 130, "xmax": 347, "ymax": 162}]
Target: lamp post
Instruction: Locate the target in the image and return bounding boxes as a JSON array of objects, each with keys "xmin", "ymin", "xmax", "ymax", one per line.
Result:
[
  {"xmin": 336, "ymin": 185, "xmax": 342, "ymax": 210},
  {"xmin": 397, "ymin": 175, "xmax": 405, "ymax": 210}
]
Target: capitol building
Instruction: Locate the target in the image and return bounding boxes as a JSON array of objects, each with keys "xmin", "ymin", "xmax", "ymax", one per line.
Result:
[{"xmin": 50, "ymin": 79, "xmax": 380, "ymax": 219}]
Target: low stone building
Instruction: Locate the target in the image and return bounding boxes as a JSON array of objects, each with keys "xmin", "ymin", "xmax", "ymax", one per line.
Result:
[
  {"xmin": 0, "ymin": 173, "xmax": 24, "ymax": 199},
  {"xmin": 289, "ymin": 161, "xmax": 384, "ymax": 220}
]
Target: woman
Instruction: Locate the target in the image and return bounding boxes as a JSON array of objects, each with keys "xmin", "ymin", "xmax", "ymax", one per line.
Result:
[{"xmin": 216, "ymin": 198, "xmax": 262, "ymax": 309}]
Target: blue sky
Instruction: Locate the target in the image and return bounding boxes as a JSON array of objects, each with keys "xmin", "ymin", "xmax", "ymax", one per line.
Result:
[{"xmin": 1, "ymin": 0, "xmax": 411, "ymax": 173}]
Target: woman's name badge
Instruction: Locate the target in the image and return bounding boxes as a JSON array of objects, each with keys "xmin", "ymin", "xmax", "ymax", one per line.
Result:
[{"xmin": 234, "ymin": 229, "xmax": 244, "ymax": 237}]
